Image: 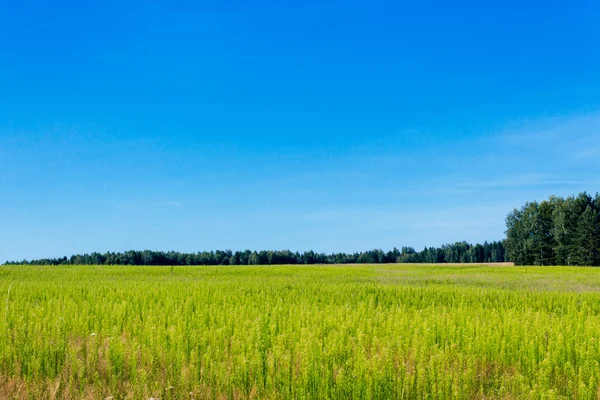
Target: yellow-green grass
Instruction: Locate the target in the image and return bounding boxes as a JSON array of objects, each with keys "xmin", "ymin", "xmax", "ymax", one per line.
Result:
[{"xmin": 2, "ymin": 264, "xmax": 600, "ymax": 399}]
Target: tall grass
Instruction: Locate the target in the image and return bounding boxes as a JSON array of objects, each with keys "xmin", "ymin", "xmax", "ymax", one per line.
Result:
[{"xmin": 1, "ymin": 264, "xmax": 600, "ymax": 399}]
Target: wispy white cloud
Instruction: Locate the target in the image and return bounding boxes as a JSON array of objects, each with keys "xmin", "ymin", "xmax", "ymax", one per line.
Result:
[
  {"xmin": 240, "ymin": 204, "xmax": 512, "ymax": 251},
  {"xmin": 456, "ymin": 173, "xmax": 587, "ymax": 189},
  {"xmin": 437, "ymin": 111, "xmax": 600, "ymax": 195},
  {"xmin": 155, "ymin": 201, "xmax": 184, "ymax": 207},
  {"xmin": 574, "ymin": 146, "xmax": 600, "ymax": 160},
  {"xmin": 500, "ymin": 111, "xmax": 600, "ymax": 159}
]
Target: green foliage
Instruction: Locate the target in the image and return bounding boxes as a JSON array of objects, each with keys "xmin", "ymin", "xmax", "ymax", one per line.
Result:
[
  {"xmin": 575, "ymin": 206, "xmax": 600, "ymax": 266},
  {"xmin": 2, "ymin": 264, "xmax": 600, "ymax": 399},
  {"xmin": 506, "ymin": 192, "xmax": 600, "ymax": 266},
  {"xmin": 4, "ymin": 243, "xmax": 507, "ymax": 266}
]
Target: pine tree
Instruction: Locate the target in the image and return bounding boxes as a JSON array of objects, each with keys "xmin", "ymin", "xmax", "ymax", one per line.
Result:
[
  {"xmin": 552, "ymin": 193, "xmax": 591, "ymax": 265},
  {"xmin": 575, "ymin": 206, "xmax": 600, "ymax": 266}
]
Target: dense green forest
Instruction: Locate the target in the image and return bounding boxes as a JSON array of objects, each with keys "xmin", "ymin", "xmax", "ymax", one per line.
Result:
[
  {"xmin": 7, "ymin": 191, "xmax": 599, "ymax": 267},
  {"xmin": 505, "ymin": 192, "xmax": 600, "ymax": 266},
  {"xmin": 4, "ymin": 241, "xmax": 507, "ymax": 265}
]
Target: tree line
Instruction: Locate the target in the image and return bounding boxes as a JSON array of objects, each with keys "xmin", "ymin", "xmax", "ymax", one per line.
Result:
[
  {"xmin": 6, "ymin": 192, "xmax": 598, "ymax": 267},
  {"xmin": 4, "ymin": 241, "xmax": 507, "ymax": 266},
  {"xmin": 505, "ymin": 192, "xmax": 600, "ymax": 266}
]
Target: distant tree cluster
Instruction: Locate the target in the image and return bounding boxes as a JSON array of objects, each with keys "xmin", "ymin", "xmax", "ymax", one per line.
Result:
[
  {"xmin": 9, "ymin": 191, "xmax": 600, "ymax": 267},
  {"xmin": 505, "ymin": 192, "xmax": 600, "ymax": 266},
  {"xmin": 4, "ymin": 242, "xmax": 507, "ymax": 266}
]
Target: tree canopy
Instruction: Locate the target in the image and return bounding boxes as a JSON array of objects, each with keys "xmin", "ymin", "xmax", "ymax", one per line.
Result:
[
  {"xmin": 4, "ymin": 241, "xmax": 507, "ymax": 266},
  {"xmin": 7, "ymin": 192, "xmax": 599, "ymax": 267},
  {"xmin": 505, "ymin": 192, "xmax": 600, "ymax": 266}
]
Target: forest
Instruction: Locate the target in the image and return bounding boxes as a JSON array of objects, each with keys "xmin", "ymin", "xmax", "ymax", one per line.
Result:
[
  {"xmin": 4, "ymin": 241, "xmax": 507, "ymax": 266},
  {"xmin": 505, "ymin": 192, "xmax": 600, "ymax": 266},
  {"xmin": 6, "ymin": 192, "xmax": 599, "ymax": 267}
]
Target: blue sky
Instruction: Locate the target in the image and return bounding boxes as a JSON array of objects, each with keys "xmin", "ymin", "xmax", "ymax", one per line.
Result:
[{"xmin": 1, "ymin": 0, "xmax": 599, "ymax": 261}]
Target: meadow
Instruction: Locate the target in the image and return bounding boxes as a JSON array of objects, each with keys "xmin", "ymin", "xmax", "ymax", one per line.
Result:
[{"xmin": 1, "ymin": 264, "xmax": 600, "ymax": 399}]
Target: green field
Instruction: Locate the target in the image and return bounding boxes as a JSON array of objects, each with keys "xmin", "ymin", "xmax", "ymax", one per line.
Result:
[{"xmin": 2, "ymin": 264, "xmax": 600, "ymax": 399}]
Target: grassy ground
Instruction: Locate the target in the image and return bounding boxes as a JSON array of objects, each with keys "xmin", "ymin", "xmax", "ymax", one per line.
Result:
[{"xmin": 1, "ymin": 264, "xmax": 600, "ymax": 399}]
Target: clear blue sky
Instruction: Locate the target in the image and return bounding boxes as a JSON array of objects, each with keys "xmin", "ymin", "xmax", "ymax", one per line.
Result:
[{"xmin": 1, "ymin": 0, "xmax": 599, "ymax": 261}]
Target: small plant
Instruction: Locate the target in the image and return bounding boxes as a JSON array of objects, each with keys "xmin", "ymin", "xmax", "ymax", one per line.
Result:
[{"xmin": 0, "ymin": 264, "xmax": 599, "ymax": 399}]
